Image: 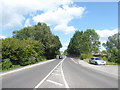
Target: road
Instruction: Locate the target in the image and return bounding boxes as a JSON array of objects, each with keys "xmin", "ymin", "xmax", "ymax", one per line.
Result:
[{"xmin": 2, "ymin": 57, "xmax": 118, "ymax": 89}]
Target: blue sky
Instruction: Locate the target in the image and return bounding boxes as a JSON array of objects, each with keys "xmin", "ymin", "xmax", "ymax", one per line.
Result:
[{"xmin": 1, "ymin": 0, "xmax": 118, "ymax": 51}]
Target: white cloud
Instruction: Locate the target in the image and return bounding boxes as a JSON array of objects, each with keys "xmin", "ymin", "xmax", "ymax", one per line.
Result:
[
  {"xmin": 60, "ymin": 42, "xmax": 69, "ymax": 51},
  {"xmin": 1, "ymin": 0, "xmax": 85, "ymax": 34},
  {"xmin": 96, "ymin": 28, "xmax": 118, "ymax": 38},
  {"xmin": 1, "ymin": 0, "xmax": 73, "ymax": 29},
  {"xmin": 96, "ymin": 28, "xmax": 118, "ymax": 45},
  {"xmin": 24, "ymin": 19, "xmax": 31, "ymax": 27},
  {"xmin": 0, "ymin": 35, "xmax": 6, "ymax": 39},
  {"xmin": 33, "ymin": 6, "xmax": 85, "ymax": 25},
  {"xmin": 53, "ymin": 24, "xmax": 76, "ymax": 34},
  {"xmin": 33, "ymin": 5, "xmax": 85, "ymax": 34}
]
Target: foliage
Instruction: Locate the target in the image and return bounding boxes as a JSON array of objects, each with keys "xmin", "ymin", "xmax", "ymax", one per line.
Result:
[
  {"xmin": 2, "ymin": 38, "xmax": 44, "ymax": 67},
  {"xmin": 67, "ymin": 29, "xmax": 100, "ymax": 56},
  {"xmin": 101, "ymin": 50, "xmax": 108, "ymax": 54},
  {"xmin": 13, "ymin": 22, "xmax": 62, "ymax": 59},
  {"xmin": 102, "ymin": 33, "xmax": 119, "ymax": 64},
  {"xmin": 84, "ymin": 29, "xmax": 101, "ymax": 52},
  {"xmin": 2, "ymin": 58, "xmax": 12, "ymax": 70},
  {"xmin": 67, "ymin": 31, "xmax": 83, "ymax": 55},
  {"xmin": 101, "ymin": 56, "xmax": 108, "ymax": 61},
  {"xmin": 2, "ymin": 22, "xmax": 62, "ymax": 70},
  {"xmin": 63, "ymin": 50, "xmax": 68, "ymax": 56},
  {"xmin": 80, "ymin": 53, "xmax": 93, "ymax": 60},
  {"xmin": 102, "ymin": 33, "xmax": 118, "ymax": 51}
]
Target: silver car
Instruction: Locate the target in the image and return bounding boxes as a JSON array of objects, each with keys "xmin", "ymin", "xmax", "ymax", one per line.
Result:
[{"xmin": 89, "ymin": 57, "xmax": 106, "ymax": 65}]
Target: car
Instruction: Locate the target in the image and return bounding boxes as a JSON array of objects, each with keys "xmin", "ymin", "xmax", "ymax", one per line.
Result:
[
  {"xmin": 59, "ymin": 56, "xmax": 63, "ymax": 59},
  {"xmin": 89, "ymin": 57, "xmax": 106, "ymax": 65}
]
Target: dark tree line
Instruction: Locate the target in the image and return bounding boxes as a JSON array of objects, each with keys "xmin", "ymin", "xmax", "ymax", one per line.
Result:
[
  {"xmin": 67, "ymin": 29, "xmax": 101, "ymax": 57},
  {"xmin": 2, "ymin": 22, "xmax": 62, "ymax": 70}
]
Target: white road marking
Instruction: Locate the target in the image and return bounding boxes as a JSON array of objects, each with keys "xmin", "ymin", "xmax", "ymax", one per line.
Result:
[
  {"xmin": 52, "ymin": 73, "xmax": 60, "ymax": 76},
  {"xmin": 33, "ymin": 57, "xmax": 66, "ymax": 89},
  {"xmin": 54, "ymin": 69, "xmax": 60, "ymax": 72},
  {"xmin": 47, "ymin": 80, "xmax": 63, "ymax": 86},
  {"xmin": 70, "ymin": 58, "xmax": 77, "ymax": 64},
  {"xmin": 0, "ymin": 59, "xmax": 55, "ymax": 77},
  {"xmin": 61, "ymin": 60, "xmax": 69, "ymax": 88}
]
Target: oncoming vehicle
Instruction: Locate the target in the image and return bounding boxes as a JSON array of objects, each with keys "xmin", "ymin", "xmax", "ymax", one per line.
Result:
[
  {"xmin": 89, "ymin": 57, "xmax": 106, "ymax": 65},
  {"xmin": 59, "ymin": 56, "xmax": 63, "ymax": 59},
  {"xmin": 56, "ymin": 55, "xmax": 63, "ymax": 59}
]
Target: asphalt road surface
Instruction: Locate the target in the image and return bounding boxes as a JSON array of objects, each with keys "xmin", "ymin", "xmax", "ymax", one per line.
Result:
[{"xmin": 2, "ymin": 57, "xmax": 118, "ymax": 89}]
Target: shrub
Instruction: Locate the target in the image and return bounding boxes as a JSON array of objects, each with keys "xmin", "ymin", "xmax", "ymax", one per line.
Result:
[
  {"xmin": 2, "ymin": 59, "xmax": 12, "ymax": 70},
  {"xmin": 101, "ymin": 56, "xmax": 108, "ymax": 61},
  {"xmin": 80, "ymin": 53, "xmax": 93, "ymax": 60}
]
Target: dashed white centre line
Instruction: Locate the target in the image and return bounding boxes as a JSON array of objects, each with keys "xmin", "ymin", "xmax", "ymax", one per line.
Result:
[{"xmin": 47, "ymin": 80, "xmax": 63, "ymax": 86}]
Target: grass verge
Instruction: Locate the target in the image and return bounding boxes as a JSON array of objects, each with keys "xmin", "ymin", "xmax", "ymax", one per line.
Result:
[{"xmin": 0, "ymin": 59, "xmax": 47, "ymax": 72}]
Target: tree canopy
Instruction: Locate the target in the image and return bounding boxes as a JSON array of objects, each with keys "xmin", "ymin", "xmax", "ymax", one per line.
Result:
[
  {"xmin": 13, "ymin": 22, "xmax": 62, "ymax": 59},
  {"xmin": 102, "ymin": 33, "xmax": 119, "ymax": 63},
  {"xmin": 2, "ymin": 22, "xmax": 62, "ymax": 70},
  {"xmin": 67, "ymin": 29, "xmax": 100, "ymax": 56}
]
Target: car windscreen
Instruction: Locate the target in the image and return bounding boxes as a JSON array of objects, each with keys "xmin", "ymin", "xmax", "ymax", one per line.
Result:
[{"xmin": 95, "ymin": 58, "xmax": 102, "ymax": 60}]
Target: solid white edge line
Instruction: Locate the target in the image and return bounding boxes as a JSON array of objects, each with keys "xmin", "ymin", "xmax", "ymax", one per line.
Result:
[
  {"xmin": 0, "ymin": 59, "xmax": 55, "ymax": 77},
  {"xmin": 61, "ymin": 59, "xmax": 69, "ymax": 88},
  {"xmin": 70, "ymin": 58, "xmax": 77, "ymax": 64},
  {"xmin": 33, "ymin": 57, "xmax": 66, "ymax": 89},
  {"xmin": 47, "ymin": 79, "xmax": 63, "ymax": 86}
]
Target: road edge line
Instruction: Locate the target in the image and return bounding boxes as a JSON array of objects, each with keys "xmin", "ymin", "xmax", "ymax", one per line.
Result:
[
  {"xmin": 70, "ymin": 58, "xmax": 77, "ymax": 64},
  {"xmin": 0, "ymin": 59, "xmax": 55, "ymax": 77},
  {"xmin": 33, "ymin": 58, "xmax": 66, "ymax": 89},
  {"xmin": 61, "ymin": 58, "xmax": 69, "ymax": 88}
]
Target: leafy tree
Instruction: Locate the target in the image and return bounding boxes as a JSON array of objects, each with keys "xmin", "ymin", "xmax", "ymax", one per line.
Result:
[
  {"xmin": 67, "ymin": 31, "xmax": 83, "ymax": 56},
  {"xmin": 102, "ymin": 33, "xmax": 119, "ymax": 63},
  {"xmin": 63, "ymin": 50, "xmax": 68, "ymax": 56},
  {"xmin": 2, "ymin": 38, "xmax": 44, "ymax": 67},
  {"xmin": 102, "ymin": 33, "xmax": 118, "ymax": 51},
  {"xmin": 13, "ymin": 22, "xmax": 62, "ymax": 59},
  {"xmin": 84, "ymin": 29, "xmax": 101, "ymax": 52},
  {"xmin": 2, "ymin": 22, "xmax": 62, "ymax": 70},
  {"xmin": 67, "ymin": 29, "xmax": 100, "ymax": 56}
]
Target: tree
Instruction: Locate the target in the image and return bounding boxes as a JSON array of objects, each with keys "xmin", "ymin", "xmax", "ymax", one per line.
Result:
[
  {"xmin": 13, "ymin": 22, "xmax": 62, "ymax": 59},
  {"xmin": 67, "ymin": 31, "xmax": 83, "ymax": 56},
  {"xmin": 84, "ymin": 29, "xmax": 101, "ymax": 52},
  {"xmin": 102, "ymin": 33, "xmax": 119, "ymax": 63},
  {"xmin": 102, "ymin": 33, "xmax": 118, "ymax": 51},
  {"xmin": 63, "ymin": 50, "xmax": 68, "ymax": 56},
  {"xmin": 67, "ymin": 29, "xmax": 100, "ymax": 56},
  {"xmin": 2, "ymin": 38, "xmax": 45, "ymax": 67}
]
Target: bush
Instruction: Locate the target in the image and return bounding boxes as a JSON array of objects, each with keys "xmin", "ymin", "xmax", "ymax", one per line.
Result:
[
  {"xmin": 2, "ymin": 59, "xmax": 12, "ymax": 70},
  {"xmin": 80, "ymin": 53, "xmax": 93, "ymax": 60},
  {"xmin": 2, "ymin": 38, "xmax": 45, "ymax": 66},
  {"xmin": 101, "ymin": 56, "xmax": 108, "ymax": 61}
]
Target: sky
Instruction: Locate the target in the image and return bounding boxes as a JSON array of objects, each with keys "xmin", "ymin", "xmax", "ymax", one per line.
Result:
[{"xmin": 0, "ymin": 0, "xmax": 118, "ymax": 52}]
